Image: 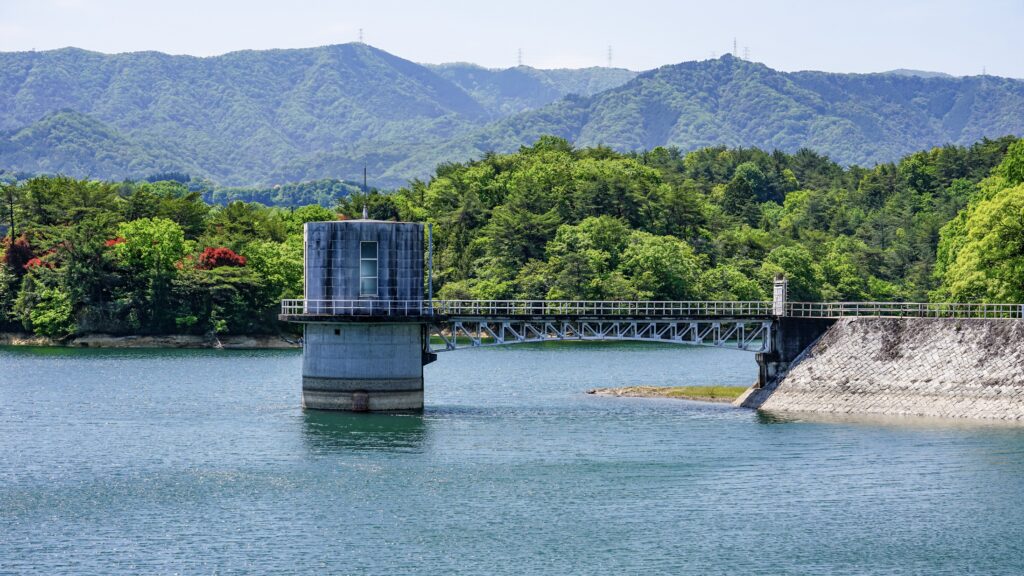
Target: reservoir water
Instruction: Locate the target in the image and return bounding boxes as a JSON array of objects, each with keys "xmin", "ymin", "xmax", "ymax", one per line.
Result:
[{"xmin": 2, "ymin": 342, "xmax": 1024, "ymax": 574}]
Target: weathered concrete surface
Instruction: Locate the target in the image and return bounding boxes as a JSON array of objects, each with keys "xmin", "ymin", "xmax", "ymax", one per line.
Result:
[
  {"xmin": 739, "ymin": 318, "xmax": 1024, "ymax": 420},
  {"xmin": 304, "ymin": 220, "xmax": 424, "ymax": 305},
  {"xmin": 756, "ymin": 317, "xmax": 835, "ymax": 387},
  {"xmin": 301, "ymin": 322, "xmax": 425, "ymax": 411}
]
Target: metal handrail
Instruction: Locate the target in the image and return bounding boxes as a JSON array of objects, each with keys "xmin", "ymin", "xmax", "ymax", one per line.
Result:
[
  {"xmin": 785, "ymin": 301, "xmax": 1024, "ymax": 319},
  {"xmin": 431, "ymin": 299, "xmax": 773, "ymax": 317},
  {"xmin": 281, "ymin": 299, "xmax": 1024, "ymax": 319},
  {"xmin": 281, "ymin": 299, "xmax": 774, "ymax": 317},
  {"xmin": 280, "ymin": 299, "xmax": 428, "ymax": 316}
]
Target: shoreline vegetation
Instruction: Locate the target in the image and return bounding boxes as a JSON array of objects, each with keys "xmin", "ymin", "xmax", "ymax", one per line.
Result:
[
  {"xmin": 0, "ymin": 332, "xmax": 299, "ymax": 349},
  {"xmin": 587, "ymin": 385, "xmax": 749, "ymax": 403},
  {"xmin": 3, "ymin": 136, "xmax": 1024, "ymax": 343}
]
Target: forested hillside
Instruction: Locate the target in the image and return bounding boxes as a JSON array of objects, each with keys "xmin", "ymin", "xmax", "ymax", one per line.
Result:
[
  {"xmin": 3, "ymin": 136, "xmax": 1022, "ymax": 338},
  {"xmin": 0, "ymin": 45, "xmax": 632, "ymax": 186},
  {"xmin": 0, "ymin": 44, "xmax": 489, "ymax": 185},
  {"xmin": 415, "ymin": 56, "xmax": 1024, "ymax": 174},
  {"xmin": 1, "ymin": 46, "xmax": 1022, "ymax": 188}
]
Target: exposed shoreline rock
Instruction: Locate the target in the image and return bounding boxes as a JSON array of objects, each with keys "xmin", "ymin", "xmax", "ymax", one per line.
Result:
[
  {"xmin": 0, "ymin": 332, "xmax": 300, "ymax": 349},
  {"xmin": 587, "ymin": 385, "xmax": 747, "ymax": 404}
]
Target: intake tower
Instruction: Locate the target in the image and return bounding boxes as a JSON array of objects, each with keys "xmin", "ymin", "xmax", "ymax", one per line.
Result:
[{"xmin": 289, "ymin": 220, "xmax": 432, "ymax": 411}]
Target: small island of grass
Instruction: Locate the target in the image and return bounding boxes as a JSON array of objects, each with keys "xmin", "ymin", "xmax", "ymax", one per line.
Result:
[{"xmin": 587, "ymin": 385, "xmax": 748, "ymax": 403}]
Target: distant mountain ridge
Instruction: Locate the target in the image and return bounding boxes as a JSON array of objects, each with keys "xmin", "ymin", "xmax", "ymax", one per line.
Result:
[
  {"xmin": 1, "ymin": 45, "xmax": 1023, "ymax": 187},
  {"xmin": 439, "ymin": 56, "xmax": 1024, "ymax": 169},
  {"xmin": 429, "ymin": 63, "xmax": 636, "ymax": 115},
  {"xmin": 883, "ymin": 69, "xmax": 956, "ymax": 79}
]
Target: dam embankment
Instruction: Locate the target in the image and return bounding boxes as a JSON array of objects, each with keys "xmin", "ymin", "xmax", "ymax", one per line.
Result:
[{"xmin": 739, "ymin": 317, "xmax": 1024, "ymax": 420}]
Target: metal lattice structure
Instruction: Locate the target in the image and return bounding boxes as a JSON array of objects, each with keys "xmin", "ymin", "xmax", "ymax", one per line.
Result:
[{"xmin": 427, "ymin": 318, "xmax": 772, "ymax": 353}]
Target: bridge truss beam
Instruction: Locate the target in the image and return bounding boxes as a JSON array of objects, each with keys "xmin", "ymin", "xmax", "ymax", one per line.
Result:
[{"xmin": 427, "ymin": 318, "xmax": 772, "ymax": 353}]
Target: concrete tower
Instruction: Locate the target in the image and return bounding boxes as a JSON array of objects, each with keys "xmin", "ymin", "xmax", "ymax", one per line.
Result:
[{"xmin": 291, "ymin": 220, "xmax": 431, "ymax": 411}]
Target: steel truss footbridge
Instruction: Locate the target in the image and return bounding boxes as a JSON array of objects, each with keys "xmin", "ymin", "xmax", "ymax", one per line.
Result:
[{"xmin": 279, "ymin": 298, "xmax": 1024, "ymax": 354}]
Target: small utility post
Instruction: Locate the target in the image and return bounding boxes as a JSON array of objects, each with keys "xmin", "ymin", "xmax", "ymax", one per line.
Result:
[{"xmin": 773, "ymin": 275, "xmax": 788, "ymax": 317}]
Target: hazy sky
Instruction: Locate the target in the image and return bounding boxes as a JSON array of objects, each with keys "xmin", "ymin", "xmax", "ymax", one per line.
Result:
[{"xmin": 1, "ymin": 0, "xmax": 1021, "ymax": 77}]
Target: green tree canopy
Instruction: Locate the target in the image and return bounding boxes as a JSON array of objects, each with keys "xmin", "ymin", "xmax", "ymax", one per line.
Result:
[{"xmin": 936, "ymin": 183, "xmax": 1024, "ymax": 302}]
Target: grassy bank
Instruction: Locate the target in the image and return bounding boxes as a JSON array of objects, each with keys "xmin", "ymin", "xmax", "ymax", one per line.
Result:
[{"xmin": 587, "ymin": 385, "xmax": 749, "ymax": 403}]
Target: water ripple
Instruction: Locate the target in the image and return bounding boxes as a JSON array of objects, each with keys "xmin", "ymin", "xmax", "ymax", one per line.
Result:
[{"xmin": 2, "ymin": 343, "xmax": 1024, "ymax": 574}]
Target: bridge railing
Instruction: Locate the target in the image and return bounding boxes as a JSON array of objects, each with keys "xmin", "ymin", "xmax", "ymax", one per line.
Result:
[
  {"xmin": 281, "ymin": 299, "xmax": 773, "ymax": 317},
  {"xmin": 281, "ymin": 299, "xmax": 1024, "ymax": 319},
  {"xmin": 786, "ymin": 301, "xmax": 1024, "ymax": 319},
  {"xmin": 431, "ymin": 300, "xmax": 773, "ymax": 317},
  {"xmin": 280, "ymin": 299, "xmax": 429, "ymax": 316}
]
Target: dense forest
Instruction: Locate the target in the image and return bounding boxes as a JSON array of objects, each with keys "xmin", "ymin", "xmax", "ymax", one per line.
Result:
[
  {"xmin": 2, "ymin": 46, "xmax": 1023, "ymax": 187},
  {"xmin": 378, "ymin": 135, "xmax": 1024, "ymax": 305},
  {"xmin": 2, "ymin": 135, "xmax": 1023, "ymax": 338},
  {"xmin": 0, "ymin": 178, "xmax": 330, "ymax": 337}
]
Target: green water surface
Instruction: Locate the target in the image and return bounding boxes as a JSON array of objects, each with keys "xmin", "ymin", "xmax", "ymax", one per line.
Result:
[{"xmin": 1, "ymin": 342, "xmax": 1023, "ymax": 574}]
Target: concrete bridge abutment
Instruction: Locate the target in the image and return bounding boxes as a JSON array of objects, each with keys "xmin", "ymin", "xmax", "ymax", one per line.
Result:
[{"xmin": 755, "ymin": 317, "xmax": 836, "ymax": 388}]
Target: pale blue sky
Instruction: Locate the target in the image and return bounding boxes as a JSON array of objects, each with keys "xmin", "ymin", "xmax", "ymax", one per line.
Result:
[{"xmin": 1, "ymin": 0, "xmax": 1021, "ymax": 76}]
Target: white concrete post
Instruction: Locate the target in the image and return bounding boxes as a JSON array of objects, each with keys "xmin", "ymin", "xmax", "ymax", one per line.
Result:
[{"xmin": 773, "ymin": 275, "xmax": 788, "ymax": 317}]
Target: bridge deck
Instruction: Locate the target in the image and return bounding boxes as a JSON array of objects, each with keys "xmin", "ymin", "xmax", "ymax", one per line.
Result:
[
  {"xmin": 278, "ymin": 299, "xmax": 1023, "ymax": 354},
  {"xmin": 279, "ymin": 299, "xmax": 1024, "ymax": 321}
]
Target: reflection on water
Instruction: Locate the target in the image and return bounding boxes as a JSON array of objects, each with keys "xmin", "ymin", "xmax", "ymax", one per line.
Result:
[
  {"xmin": 302, "ymin": 410, "xmax": 427, "ymax": 453},
  {"xmin": 754, "ymin": 410, "xmax": 796, "ymax": 425},
  {"xmin": 7, "ymin": 344, "xmax": 1024, "ymax": 574}
]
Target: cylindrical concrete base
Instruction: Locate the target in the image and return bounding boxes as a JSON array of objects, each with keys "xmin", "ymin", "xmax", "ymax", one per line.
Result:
[{"xmin": 302, "ymin": 322, "xmax": 426, "ymax": 411}]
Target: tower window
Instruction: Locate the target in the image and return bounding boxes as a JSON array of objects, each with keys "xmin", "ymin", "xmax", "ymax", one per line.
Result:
[{"xmin": 359, "ymin": 241, "xmax": 378, "ymax": 296}]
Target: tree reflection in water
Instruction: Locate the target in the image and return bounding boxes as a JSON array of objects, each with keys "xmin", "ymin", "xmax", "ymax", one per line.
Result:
[{"xmin": 302, "ymin": 410, "xmax": 428, "ymax": 453}]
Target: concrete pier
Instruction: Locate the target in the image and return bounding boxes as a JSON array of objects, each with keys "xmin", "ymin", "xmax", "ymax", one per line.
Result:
[
  {"xmin": 294, "ymin": 220, "xmax": 430, "ymax": 412},
  {"xmin": 301, "ymin": 322, "xmax": 427, "ymax": 411}
]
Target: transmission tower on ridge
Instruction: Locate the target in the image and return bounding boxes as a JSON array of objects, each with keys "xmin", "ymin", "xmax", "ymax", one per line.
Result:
[
  {"xmin": 743, "ymin": 46, "xmax": 750, "ymax": 61},
  {"xmin": 607, "ymin": 45, "xmax": 613, "ymax": 68},
  {"xmin": 358, "ymin": 28, "xmax": 364, "ymax": 43},
  {"xmin": 518, "ymin": 48, "xmax": 523, "ymax": 66},
  {"xmin": 733, "ymin": 37, "xmax": 737, "ymax": 57}
]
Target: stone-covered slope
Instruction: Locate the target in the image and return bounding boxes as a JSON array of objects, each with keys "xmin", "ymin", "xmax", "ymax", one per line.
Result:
[{"xmin": 741, "ymin": 317, "xmax": 1024, "ymax": 420}]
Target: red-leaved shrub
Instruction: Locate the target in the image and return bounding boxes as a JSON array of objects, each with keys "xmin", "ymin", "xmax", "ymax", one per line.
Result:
[
  {"xmin": 24, "ymin": 257, "xmax": 53, "ymax": 270},
  {"xmin": 197, "ymin": 247, "xmax": 247, "ymax": 269},
  {"xmin": 1, "ymin": 236, "xmax": 33, "ymax": 275}
]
